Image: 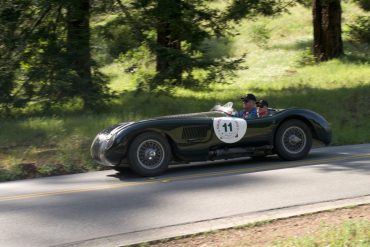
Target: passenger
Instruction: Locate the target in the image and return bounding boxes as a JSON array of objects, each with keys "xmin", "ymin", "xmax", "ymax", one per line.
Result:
[
  {"xmin": 257, "ymin": 99, "xmax": 269, "ymax": 118},
  {"xmin": 235, "ymin": 93, "xmax": 258, "ymax": 119}
]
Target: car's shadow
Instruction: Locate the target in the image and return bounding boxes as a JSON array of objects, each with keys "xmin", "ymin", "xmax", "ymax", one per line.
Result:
[{"xmin": 108, "ymin": 152, "xmax": 334, "ymax": 181}]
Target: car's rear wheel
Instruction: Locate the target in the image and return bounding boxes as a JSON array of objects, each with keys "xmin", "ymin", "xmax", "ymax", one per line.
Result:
[
  {"xmin": 275, "ymin": 119, "xmax": 312, "ymax": 160},
  {"xmin": 128, "ymin": 132, "xmax": 172, "ymax": 176}
]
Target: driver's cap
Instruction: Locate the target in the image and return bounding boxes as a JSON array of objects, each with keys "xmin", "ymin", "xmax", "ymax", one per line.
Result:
[{"xmin": 241, "ymin": 93, "xmax": 256, "ymax": 102}]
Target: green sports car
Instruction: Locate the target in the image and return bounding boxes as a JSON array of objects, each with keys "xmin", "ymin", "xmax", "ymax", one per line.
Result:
[{"xmin": 91, "ymin": 103, "xmax": 331, "ymax": 176}]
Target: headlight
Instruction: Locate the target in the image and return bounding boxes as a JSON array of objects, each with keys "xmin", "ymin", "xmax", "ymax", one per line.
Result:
[{"xmin": 105, "ymin": 133, "xmax": 116, "ymax": 150}]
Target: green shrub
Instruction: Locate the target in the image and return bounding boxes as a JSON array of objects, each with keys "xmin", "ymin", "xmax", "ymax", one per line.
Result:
[
  {"xmin": 250, "ymin": 23, "xmax": 271, "ymax": 47},
  {"xmin": 9, "ymin": 162, "xmax": 38, "ymax": 179},
  {"xmin": 0, "ymin": 168, "xmax": 16, "ymax": 182},
  {"xmin": 347, "ymin": 15, "xmax": 370, "ymax": 44},
  {"xmin": 296, "ymin": 48, "xmax": 316, "ymax": 66},
  {"xmin": 37, "ymin": 163, "xmax": 67, "ymax": 177},
  {"xmin": 56, "ymin": 135, "xmax": 91, "ymax": 173}
]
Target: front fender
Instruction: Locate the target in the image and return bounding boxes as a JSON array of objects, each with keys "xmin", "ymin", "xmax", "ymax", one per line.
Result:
[{"xmin": 274, "ymin": 109, "xmax": 331, "ymax": 145}]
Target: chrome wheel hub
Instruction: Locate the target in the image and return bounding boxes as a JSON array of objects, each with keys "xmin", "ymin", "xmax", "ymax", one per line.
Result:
[
  {"xmin": 146, "ymin": 149, "xmax": 157, "ymax": 160},
  {"xmin": 282, "ymin": 126, "xmax": 307, "ymax": 154},
  {"xmin": 289, "ymin": 135, "xmax": 302, "ymax": 144},
  {"xmin": 137, "ymin": 139, "xmax": 165, "ymax": 169}
]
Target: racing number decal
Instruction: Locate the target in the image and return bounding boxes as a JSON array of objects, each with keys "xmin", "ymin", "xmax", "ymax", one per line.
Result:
[
  {"xmin": 223, "ymin": 122, "xmax": 233, "ymax": 132},
  {"xmin": 213, "ymin": 117, "xmax": 247, "ymax": 143}
]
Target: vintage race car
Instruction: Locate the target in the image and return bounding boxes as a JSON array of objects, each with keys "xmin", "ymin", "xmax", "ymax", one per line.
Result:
[{"xmin": 91, "ymin": 103, "xmax": 331, "ymax": 176}]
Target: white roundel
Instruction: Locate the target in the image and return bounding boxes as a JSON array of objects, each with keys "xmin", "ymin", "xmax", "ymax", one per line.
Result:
[{"xmin": 213, "ymin": 117, "xmax": 247, "ymax": 143}]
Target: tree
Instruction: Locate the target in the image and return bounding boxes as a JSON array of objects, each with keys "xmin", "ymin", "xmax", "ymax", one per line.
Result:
[
  {"xmin": 0, "ymin": 0, "xmax": 32, "ymax": 112},
  {"xmin": 155, "ymin": 0, "xmax": 183, "ymax": 84},
  {"xmin": 0, "ymin": 0, "xmax": 110, "ymax": 113},
  {"xmin": 312, "ymin": 0, "xmax": 344, "ymax": 61},
  {"xmin": 66, "ymin": 0, "xmax": 100, "ymax": 110},
  {"xmin": 115, "ymin": 0, "xmax": 290, "ymax": 92},
  {"xmin": 121, "ymin": 0, "xmax": 235, "ymax": 90}
]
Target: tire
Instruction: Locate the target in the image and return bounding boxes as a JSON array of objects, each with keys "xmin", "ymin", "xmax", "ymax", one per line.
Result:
[
  {"xmin": 127, "ymin": 132, "xmax": 172, "ymax": 176},
  {"xmin": 274, "ymin": 119, "xmax": 312, "ymax": 160}
]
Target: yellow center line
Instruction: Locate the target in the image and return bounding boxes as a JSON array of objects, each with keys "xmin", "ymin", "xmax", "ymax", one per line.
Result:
[
  {"xmin": 0, "ymin": 153, "xmax": 369, "ymax": 202},
  {"xmin": 0, "ymin": 181, "xmax": 154, "ymax": 202}
]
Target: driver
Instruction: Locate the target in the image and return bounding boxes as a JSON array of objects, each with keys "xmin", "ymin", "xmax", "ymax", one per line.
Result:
[{"xmin": 235, "ymin": 93, "xmax": 258, "ymax": 119}]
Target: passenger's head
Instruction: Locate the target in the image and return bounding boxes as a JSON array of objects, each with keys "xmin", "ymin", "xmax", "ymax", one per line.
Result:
[
  {"xmin": 257, "ymin": 100, "xmax": 269, "ymax": 117},
  {"xmin": 241, "ymin": 93, "xmax": 257, "ymax": 111},
  {"xmin": 256, "ymin": 99, "xmax": 268, "ymax": 109}
]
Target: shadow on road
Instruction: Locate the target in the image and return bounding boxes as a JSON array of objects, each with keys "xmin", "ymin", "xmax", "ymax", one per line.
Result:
[{"xmin": 108, "ymin": 151, "xmax": 359, "ymax": 182}]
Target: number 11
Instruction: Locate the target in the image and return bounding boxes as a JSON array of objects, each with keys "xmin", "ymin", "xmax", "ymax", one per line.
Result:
[{"xmin": 223, "ymin": 122, "xmax": 233, "ymax": 132}]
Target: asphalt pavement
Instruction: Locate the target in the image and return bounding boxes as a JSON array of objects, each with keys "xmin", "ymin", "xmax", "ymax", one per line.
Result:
[{"xmin": 0, "ymin": 144, "xmax": 369, "ymax": 247}]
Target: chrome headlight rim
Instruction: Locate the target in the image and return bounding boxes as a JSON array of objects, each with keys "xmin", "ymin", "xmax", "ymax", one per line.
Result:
[{"xmin": 105, "ymin": 133, "xmax": 116, "ymax": 150}]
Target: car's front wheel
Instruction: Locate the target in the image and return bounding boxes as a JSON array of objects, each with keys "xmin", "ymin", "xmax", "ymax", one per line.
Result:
[
  {"xmin": 274, "ymin": 119, "xmax": 312, "ymax": 160},
  {"xmin": 128, "ymin": 132, "xmax": 172, "ymax": 176}
]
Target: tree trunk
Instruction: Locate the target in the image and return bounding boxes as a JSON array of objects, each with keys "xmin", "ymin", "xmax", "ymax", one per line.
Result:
[
  {"xmin": 312, "ymin": 0, "xmax": 343, "ymax": 62},
  {"xmin": 155, "ymin": 0, "xmax": 182, "ymax": 85},
  {"xmin": 66, "ymin": 0, "xmax": 93, "ymax": 109},
  {"xmin": 156, "ymin": 23, "xmax": 182, "ymax": 84}
]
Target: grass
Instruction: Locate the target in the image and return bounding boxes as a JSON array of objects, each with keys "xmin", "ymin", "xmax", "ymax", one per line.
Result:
[
  {"xmin": 133, "ymin": 221, "xmax": 370, "ymax": 247},
  {"xmin": 0, "ymin": 3, "xmax": 369, "ymax": 181},
  {"xmin": 273, "ymin": 220, "xmax": 370, "ymax": 247},
  {"xmin": 127, "ymin": 205, "xmax": 370, "ymax": 247}
]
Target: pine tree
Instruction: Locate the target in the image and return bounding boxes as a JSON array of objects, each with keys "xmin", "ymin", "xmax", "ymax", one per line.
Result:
[
  {"xmin": 115, "ymin": 0, "xmax": 288, "ymax": 92},
  {"xmin": 0, "ymin": 0, "xmax": 110, "ymax": 113}
]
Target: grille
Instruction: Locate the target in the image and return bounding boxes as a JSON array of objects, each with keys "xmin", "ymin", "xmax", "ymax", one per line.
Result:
[{"xmin": 182, "ymin": 127, "xmax": 208, "ymax": 140}]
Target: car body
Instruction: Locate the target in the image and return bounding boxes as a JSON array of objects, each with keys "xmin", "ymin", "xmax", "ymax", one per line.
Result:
[{"xmin": 91, "ymin": 103, "xmax": 331, "ymax": 176}]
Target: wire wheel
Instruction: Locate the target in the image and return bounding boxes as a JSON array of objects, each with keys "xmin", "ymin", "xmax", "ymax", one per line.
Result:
[
  {"xmin": 136, "ymin": 139, "xmax": 165, "ymax": 170},
  {"xmin": 282, "ymin": 126, "xmax": 307, "ymax": 154},
  {"xmin": 275, "ymin": 119, "xmax": 312, "ymax": 161}
]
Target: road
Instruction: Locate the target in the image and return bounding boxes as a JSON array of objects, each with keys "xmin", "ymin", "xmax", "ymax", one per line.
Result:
[{"xmin": 0, "ymin": 144, "xmax": 370, "ymax": 247}]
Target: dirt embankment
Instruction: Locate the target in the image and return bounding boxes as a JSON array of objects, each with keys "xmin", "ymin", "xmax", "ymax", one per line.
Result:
[{"xmin": 141, "ymin": 204, "xmax": 370, "ymax": 247}]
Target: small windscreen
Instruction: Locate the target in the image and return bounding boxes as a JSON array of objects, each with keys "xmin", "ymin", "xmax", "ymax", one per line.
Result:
[{"xmin": 211, "ymin": 102, "xmax": 234, "ymax": 115}]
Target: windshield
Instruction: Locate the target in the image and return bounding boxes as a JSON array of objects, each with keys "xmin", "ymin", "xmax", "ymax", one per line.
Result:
[{"xmin": 211, "ymin": 102, "xmax": 234, "ymax": 115}]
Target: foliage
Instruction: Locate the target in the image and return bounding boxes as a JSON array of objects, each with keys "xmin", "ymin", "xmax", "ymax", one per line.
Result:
[
  {"xmin": 93, "ymin": 15, "xmax": 139, "ymax": 63},
  {"xmin": 1, "ymin": 2, "xmax": 370, "ymax": 181},
  {"xmin": 0, "ymin": 0, "xmax": 111, "ymax": 114},
  {"xmin": 296, "ymin": 48, "xmax": 316, "ymax": 66},
  {"xmin": 249, "ymin": 22, "xmax": 271, "ymax": 47},
  {"xmin": 113, "ymin": 0, "xmax": 231, "ymax": 91},
  {"xmin": 0, "ymin": 0, "xmax": 293, "ymax": 110},
  {"xmin": 296, "ymin": 0, "xmax": 312, "ymax": 8},
  {"xmin": 347, "ymin": 15, "xmax": 370, "ymax": 44},
  {"xmin": 0, "ymin": 0, "xmax": 30, "ymax": 111},
  {"xmin": 224, "ymin": 0, "xmax": 295, "ymax": 21},
  {"xmin": 108, "ymin": 0, "xmax": 293, "ymax": 93},
  {"xmin": 353, "ymin": 0, "xmax": 370, "ymax": 11}
]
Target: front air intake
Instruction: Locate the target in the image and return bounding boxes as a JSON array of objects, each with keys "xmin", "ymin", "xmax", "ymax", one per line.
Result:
[{"xmin": 182, "ymin": 127, "xmax": 208, "ymax": 140}]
